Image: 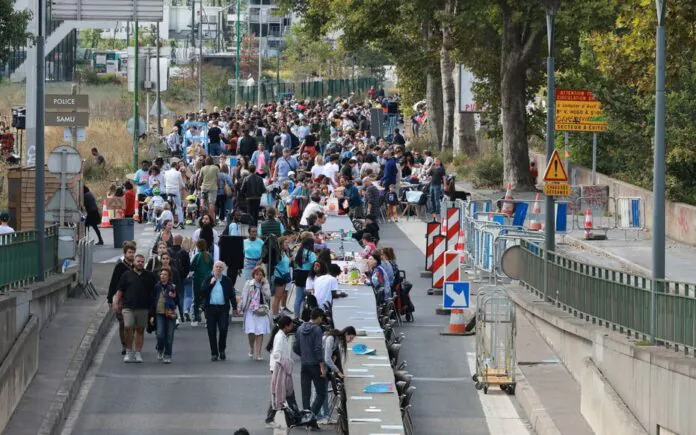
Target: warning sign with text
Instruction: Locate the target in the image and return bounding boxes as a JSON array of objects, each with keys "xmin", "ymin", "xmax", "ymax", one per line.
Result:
[{"xmin": 555, "ymin": 89, "xmax": 607, "ymax": 132}]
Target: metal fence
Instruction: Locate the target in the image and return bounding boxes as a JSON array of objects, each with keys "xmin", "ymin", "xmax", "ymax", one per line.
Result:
[
  {"xmin": 518, "ymin": 240, "xmax": 696, "ymax": 354},
  {"xmin": 0, "ymin": 225, "xmax": 59, "ymax": 292},
  {"xmin": 215, "ymin": 77, "xmax": 379, "ymax": 106}
]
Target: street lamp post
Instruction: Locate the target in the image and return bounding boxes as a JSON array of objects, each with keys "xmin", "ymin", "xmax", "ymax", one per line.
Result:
[
  {"xmin": 651, "ymin": 0, "xmax": 667, "ymax": 342},
  {"xmin": 543, "ymin": 1, "xmax": 559, "ymax": 301},
  {"xmin": 235, "ymin": 0, "xmax": 241, "ymax": 107}
]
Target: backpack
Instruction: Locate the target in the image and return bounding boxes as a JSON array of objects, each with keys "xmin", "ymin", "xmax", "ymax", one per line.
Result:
[
  {"xmin": 290, "ymin": 132, "xmax": 300, "ymax": 149},
  {"xmin": 261, "ymin": 233, "xmax": 281, "ymax": 271}
]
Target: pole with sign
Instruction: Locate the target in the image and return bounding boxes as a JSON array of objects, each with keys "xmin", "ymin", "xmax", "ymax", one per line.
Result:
[{"xmin": 542, "ymin": 150, "xmax": 570, "ymax": 197}]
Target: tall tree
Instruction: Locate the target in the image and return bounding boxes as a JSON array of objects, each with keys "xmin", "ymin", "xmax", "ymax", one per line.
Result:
[
  {"xmin": 0, "ymin": 0, "xmax": 31, "ymax": 63},
  {"xmin": 439, "ymin": 0, "xmax": 457, "ymax": 151}
]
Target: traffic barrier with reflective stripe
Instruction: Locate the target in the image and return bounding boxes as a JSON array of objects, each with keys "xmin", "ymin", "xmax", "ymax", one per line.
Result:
[
  {"xmin": 445, "ymin": 207, "xmax": 461, "ymax": 250},
  {"xmin": 431, "ymin": 235, "xmax": 446, "ymax": 289},
  {"xmin": 425, "ymin": 221, "xmax": 440, "ymax": 272},
  {"xmin": 443, "ymin": 250, "xmax": 460, "ymax": 283},
  {"xmin": 616, "ymin": 197, "xmax": 644, "ymax": 238}
]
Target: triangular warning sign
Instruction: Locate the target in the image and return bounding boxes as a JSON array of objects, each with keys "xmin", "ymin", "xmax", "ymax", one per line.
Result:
[{"xmin": 543, "ymin": 150, "xmax": 569, "ymax": 182}]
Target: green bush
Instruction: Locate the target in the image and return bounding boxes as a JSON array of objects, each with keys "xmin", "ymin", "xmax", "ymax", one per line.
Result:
[
  {"xmin": 455, "ymin": 165, "xmax": 470, "ymax": 179},
  {"xmin": 472, "ymin": 151, "xmax": 503, "ymax": 188},
  {"xmin": 78, "ymin": 69, "xmax": 126, "ymax": 86},
  {"xmin": 453, "ymin": 153, "xmax": 470, "ymax": 167},
  {"xmin": 407, "ymin": 136, "xmax": 438, "ymax": 154},
  {"xmin": 438, "ymin": 150, "xmax": 453, "ymax": 165}
]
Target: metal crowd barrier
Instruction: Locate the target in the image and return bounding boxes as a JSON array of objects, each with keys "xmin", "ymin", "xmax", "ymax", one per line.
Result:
[
  {"xmin": 75, "ymin": 238, "xmax": 98, "ymax": 299},
  {"xmin": 572, "ymin": 196, "xmax": 617, "ymax": 234},
  {"xmin": 615, "ymin": 196, "xmax": 645, "ymax": 239}
]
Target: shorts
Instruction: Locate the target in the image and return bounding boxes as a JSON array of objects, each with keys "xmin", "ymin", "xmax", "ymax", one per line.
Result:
[
  {"xmin": 122, "ymin": 308, "xmax": 149, "ymax": 328},
  {"xmin": 273, "ymin": 274, "xmax": 291, "ymax": 289},
  {"xmin": 203, "ymin": 189, "xmax": 217, "ymax": 203}
]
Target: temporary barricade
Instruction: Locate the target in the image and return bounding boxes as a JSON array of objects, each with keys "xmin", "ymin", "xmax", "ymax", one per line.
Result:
[
  {"xmin": 424, "ymin": 221, "xmax": 441, "ymax": 273},
  {"xmin": 572, "ymin": 196, "xmax": 616, "ymax": 234},
  {"xmin": 615, "ymin": 196, "xmax": 644, "ymax": 239},
  {"xmin": 75, "ymin": 238, "xmax": 98, "ymax": 299},
  {"xmin": 430, "ymin": 235, "xmax": 447, "ymax": 291},
  {"xmin": 444, "ymin": 207, "xmax": 461, "ymax": 251},
  {"xmin": 443, "ymin": 250, "xmax": 460, "ymax": 284},
  {"xmin": 491, "ymin": 229, "xmax": 545, "ymax": 283}
]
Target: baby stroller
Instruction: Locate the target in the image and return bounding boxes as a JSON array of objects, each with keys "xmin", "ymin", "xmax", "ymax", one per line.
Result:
[{"xmin": 394, "ymin": 270, "xmax": 415, "ymax": 322}]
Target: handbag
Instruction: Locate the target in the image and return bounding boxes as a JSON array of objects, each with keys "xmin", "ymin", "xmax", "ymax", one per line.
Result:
[
  {"xmin": 288, "ymin": 198, "xmax": 301, "ymax": 218},
  {"xmin": 164, "ymin": 308, "xmax": 178, "ymax": 319},
  {"xmin": 293, "ymin": 269, "xmax": 309, "ymax": 287},
  {"xmin": 253, "ymin": 305, "xmax": 269, "ymax": 317},
  {"xmin": 224, "ymin": 183, "xmax": 233, "ymax": 197}
]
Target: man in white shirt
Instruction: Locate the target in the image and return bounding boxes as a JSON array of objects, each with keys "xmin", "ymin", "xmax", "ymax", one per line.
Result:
[
  {"xmin": 300, "ymin": 194, "xmax": 325, "ymax": 226},
  {"xmin": 163, "ymin": 161, "xmax": 186, "ymax": 225},
  {"xmin": 0, "ymin": 212, "xmax": 14, "ymax": 234},
  {"xmin": 313, "ymin": 271, "xmax": 337, "ymax": 310},
  {"xmin": 322, "ymin": 154, "xmax": 340, "ymax": 185}
]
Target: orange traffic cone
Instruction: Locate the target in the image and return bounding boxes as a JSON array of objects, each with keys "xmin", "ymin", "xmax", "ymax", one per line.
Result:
[
  {"xmin": 529, "ymin": 193, "xmax": 542, "ymax": 230},
  {"xmin": 441, "ymin": 215, "xmax": 446, "ymax": 235},
  {"xmin": 456, "ymin": 229, "xmax": 466, "ymax": 264},
  {"xmin": 584, "ymin": 209, "xmax": 593, "ymax": 240},
  {"xmin": 98, "ymin": 200, "xmax": 112, "ymax": 228},
  {"xmin": 440, "ymin": 309, "xmax": 469, "ymax": 336},
  {"xmin": 501, "ymin": 184, "xmax": 514, "ymax": 216}
]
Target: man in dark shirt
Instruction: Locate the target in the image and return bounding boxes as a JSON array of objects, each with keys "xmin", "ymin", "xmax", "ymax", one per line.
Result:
[
  {"xmin": 393, "ymin": 128, "xmax": 406, "ymax": 146},
  {"xmin": 108, "ymin": 241, "xmax": 137, "ymax": 355},
  {"xmin": 362, "ymin": 177, "xmax": 381, "ymax": 217},
  {"xmin": 114, "ymin": 254, "xmax": 156, "ymax": 363},
  {"xmin": 238, "ymin": 129, "xmax": 258, "ymax": 160},
  {"xmin": 208, "ymin": 121, "xmax": 222, "ymax": 156}
]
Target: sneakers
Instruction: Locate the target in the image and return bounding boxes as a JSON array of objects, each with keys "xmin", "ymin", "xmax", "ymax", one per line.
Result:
[
  {"xmin": 211, "ymin": 355, "xmax": 219, "ymax": 362},
  {"xmin": 191, "ymin": 321, "xmax": 199, "ymax": 327},
  {"xmin": 163, "ymin": 356, "xmax": 171, "ymax": 364},
  {"xmin": 134, "ymin": 352, "xmax": 144, "ymax": 363},
  {"xmin": 157, "ymin": 351, "xmax": 164, "ymax": 361},
  {"xmin": 123, "ymin": 352, "xmax": 134, "ymax": 363},
  {"xmin": 121, "ymin": 347, "xmax": 127, "ymax": 356}
]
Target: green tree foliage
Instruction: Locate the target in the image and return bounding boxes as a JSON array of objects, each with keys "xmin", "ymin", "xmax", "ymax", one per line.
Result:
[
  {"xmin": 0, "ymin": 0, "xmax": 32, "ymax": 63},
  {"xmin": 561, "ymin": 0, "xmax": 696, "ymax": 204}
]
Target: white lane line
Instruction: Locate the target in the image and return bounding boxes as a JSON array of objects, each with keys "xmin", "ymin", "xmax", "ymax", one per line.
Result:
[
  {"xmin": 99, "ymin": 255, "xmax": 122, "ymax": 264},
  {"xmin": 95, "ymin": 373, "xmax": 271, "ymax": 379},
  {"xmin": 467, "ymin": 352, "xmax": 530, "ymax": 434},
  {"xmin": 61, "ymin": 324, "xmax": 117, "ymax": 435}
]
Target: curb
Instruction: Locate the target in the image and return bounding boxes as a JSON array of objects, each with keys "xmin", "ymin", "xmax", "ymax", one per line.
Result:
[
  {"xmin": 514, "ymin": 366, "xmax": 563, "ymax": 435},
  {"xmin": 562, "ymin": 234, "xmax": 652, "ymax": 278},
  {"xmin": 37, "ymin": 301, "xmax": 114, "ymax": 435}
]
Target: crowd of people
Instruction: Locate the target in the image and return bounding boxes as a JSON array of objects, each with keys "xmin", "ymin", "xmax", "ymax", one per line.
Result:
[{"xmin": 106, "ymin": 92, "xmax": 436, "ymax": 430}]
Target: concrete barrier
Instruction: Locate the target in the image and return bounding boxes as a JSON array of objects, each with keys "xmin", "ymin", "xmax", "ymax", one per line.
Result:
[
  {"xmin": 509, "ymin": 285, "xmax": 694, "ymax": 435},
  {"xmin": 0, "ymin": 315, "xmax": 39, "ymax": 433}
]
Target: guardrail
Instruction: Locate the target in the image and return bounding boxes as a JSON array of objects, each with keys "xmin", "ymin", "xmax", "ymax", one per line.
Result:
[
  {"xmin": 0, "ymin": 225, "xmax": 59, "ymax": 292},
  {"xmin": 518, "ymin": 240, "xmax": 696, "ymax": 355}
]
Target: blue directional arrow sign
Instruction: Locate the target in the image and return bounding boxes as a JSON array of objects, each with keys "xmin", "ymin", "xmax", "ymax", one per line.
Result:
[{"xmin": 443, "ymin": 281, "xmax": 470, "ymax": 309}]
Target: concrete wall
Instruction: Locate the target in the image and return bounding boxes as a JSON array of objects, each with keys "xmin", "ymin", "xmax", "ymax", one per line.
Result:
[
  {"xmin": 0, "ymin": 315, "xmax": 39, "ymax": 434},
  {"xmin": 0, "ymin": 272, "xmax": 76, "ymax": 433},
  {"xmin": 531, "ymin": 151, "xmax": 696, "ymax": 247},
  {"xmin": 510, "ymin": 286, "xmax": 696, "ymax": 435}
]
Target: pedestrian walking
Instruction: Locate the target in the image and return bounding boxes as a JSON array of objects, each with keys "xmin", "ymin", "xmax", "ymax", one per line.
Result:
[
  {"xmin": 293, "ymin": 236, "xmax": 317, "ymax": 316},
  {"xmin": 113, "ymin": 254, "xmax": 157, "ymax": 363},
  {"xmin": 240, "ymin": 266, "xmax": 272, "ymax": 361},
  {"xmin": 153, "ymin": 268, "xmax": 179, "ymax": 363},
  {"xmin": 107, "ymin": 241, "xmax": 137, "ymax": 355},
  {"xmin": 83, "ymin": 185, "xmax": 104, "ymax": 245},
  {"xmin": 242, "ymin": 226, "xmax": 264, "ymax": 283},
  {"xmin": 200, "ymin": 261, "xmax": 237, "ymax": 361},
  {"xmin": 191, "ymin": 239, "xmax": 214, "ymax": 326},
  {"xmin": 265, "ymin": 315, "xmax": 299, "ymax": 426},
  {"xmin": 271, "ymin": 236, "xmax": 292, "ymax": 316},
  {"xmin": 293, "ymin": 307, "xmax": 325, "ymax": 430},
  {"xmin": 317, "ymin": 326, "xmax": 357, "ymax": 423}
]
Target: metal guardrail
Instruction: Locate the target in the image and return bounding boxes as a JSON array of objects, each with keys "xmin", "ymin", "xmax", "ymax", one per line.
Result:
[
  {"xmin": 518, "ymin": 240, "xmax": 696, "ymax": 355},
  {"xmin": 0, "ymin": 225, "xmax": 59, "ymax": 292}
]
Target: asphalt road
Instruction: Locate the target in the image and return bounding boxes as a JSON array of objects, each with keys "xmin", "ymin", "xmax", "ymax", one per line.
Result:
[{"xmin": 65, "ymin": 220, "xmax": 526, "ymax": 434}]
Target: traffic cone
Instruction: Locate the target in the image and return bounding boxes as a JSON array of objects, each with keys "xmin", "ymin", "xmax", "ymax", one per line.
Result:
[
  {"xmin": 501, "ymin": 184, "xmax": 514, "ymax": 216},
  {"xmin": 584, "ymin": 209, "xmax": 593, "ymax": 240},
  {"xmin": 441, "ymin": 215, "xmax": 446, "ymax": 235},
  {"xmin": 456, "ymin": 229, "xmax": 466, "ymax": 264},
  {"xmin": 529, "ymin": 193, "xmax": 542, "ymax": 230},
  {"xmin": 440, "ymin": 309, "xmax": 469, "ymax": 336},
  {"xmin": 98, "ymin": 200, "xmax": 112, "ymax": 228}
]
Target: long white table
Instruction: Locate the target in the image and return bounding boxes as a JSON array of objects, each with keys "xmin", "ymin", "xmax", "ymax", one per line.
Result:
[
  {"xmin": 324, "ymin": 214, "xmax": 356, "ymax": 233},
  {"xmin": 332, "ymin": 283, "xmax": 405, "ymax": 435}
]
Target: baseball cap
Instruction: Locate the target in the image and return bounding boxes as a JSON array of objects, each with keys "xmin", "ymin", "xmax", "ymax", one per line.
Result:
[{"xmin": 288, "ymin": 171, "xmax": 296, "ymax": 177}]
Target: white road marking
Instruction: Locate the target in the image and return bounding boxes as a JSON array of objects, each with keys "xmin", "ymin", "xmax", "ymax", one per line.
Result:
[
  {"xmin": 61, "ymin": 324, "xmax": 117, "ymax": 435},
  {"xmin": 99, "ymin": 255, "xmax": 122, "ymax": 264}
]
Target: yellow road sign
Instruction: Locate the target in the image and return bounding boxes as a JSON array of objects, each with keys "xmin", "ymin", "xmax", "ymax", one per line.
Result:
[
  {"xmin": 543, "ymin": 150, "xmax": 569, "ymax": 182},
  {"xmin": 555, "ymin": 89, "xmax": 607, "ymax": 132},
  {"xmin": 543, "ymin": 183, "xmax": 571, "ymax": 197}
]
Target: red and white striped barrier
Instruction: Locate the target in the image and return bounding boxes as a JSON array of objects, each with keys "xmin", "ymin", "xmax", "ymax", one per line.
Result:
[
  {"xmin": 424, "ymin": 221, "xmax": 441, "ymax": 274},
  {"xmin": 429, "ymin": 235, "xmax": 446, "ymax": 294},
  {"xmin": 445, "ymin": 207, "xmax": 461, "ymax": 251},
  {"xmin": 444, "ymin": 250, "xmax": 460, "ymax": 283}
]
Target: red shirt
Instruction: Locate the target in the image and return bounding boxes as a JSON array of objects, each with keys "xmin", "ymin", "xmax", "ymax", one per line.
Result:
[{"xmin": 124, "ymin": 189, "xmax": 136, "ymax": 217}]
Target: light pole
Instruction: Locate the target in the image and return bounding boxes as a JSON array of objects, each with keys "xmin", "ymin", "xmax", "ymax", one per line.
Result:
[
  {"xmin": 198, "ymin": 0, "xmax": 204, "ymax": 110},
  {"xmin": 235, "ymin": 0, "xmax": 241, "ymax": 106},
  {"xmin": 35, "ymin": 0, "xmax": 46, "ymax": 280},
  {"xmin": 543, "ymin": 0, "xmax": 560, "ymax": 300},
  {"xmin": 651, "ymin": 0, "xmax": 667, "ymax": 342}
]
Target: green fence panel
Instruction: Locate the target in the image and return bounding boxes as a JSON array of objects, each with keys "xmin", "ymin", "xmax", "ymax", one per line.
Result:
[{"xmin": 0, "ymin": 225, "xmax": 58, "ymax": 292}]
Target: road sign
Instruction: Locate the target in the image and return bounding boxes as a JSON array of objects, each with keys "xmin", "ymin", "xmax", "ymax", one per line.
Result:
[
  {"xmin": 443, "ymin": 281, "xmax": 470, "ymax": 309},
  {"xmin": 543, "ymin": 183, "xmax": 571, "ymax": 197},
  {"xmin": 555, "ymin": 89, "xmax": 607, "ymax": 132},
  {"xmin": 45, "ymin": 94, "xmax": 89, "ymax": 110},
  {"xmin": 45, "ymin": 112, "xmax": 90, "ymax": 127},
  {"xmin": 127, "ymin": 117, "xmax": 147, "ymax": 136},
  {"xmin": 47, "ymin": 145, "xmax": 82, "ymax": 174},
  {"xmin": 543, "ymin": 150, "xmax": 569, "ymax": 182},
  {"xmin": 63, "ymin": 128, "xmax": 86, "ymax": 142}
]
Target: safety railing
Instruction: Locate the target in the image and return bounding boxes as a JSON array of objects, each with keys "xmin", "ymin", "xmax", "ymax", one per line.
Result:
[
  {"xmin": 0, "ymin": 225, "xmax": 59, "ymax": 292},
  {"xmin": 518, "ymin": 239, "xmax": 696, "ymax": 354}
]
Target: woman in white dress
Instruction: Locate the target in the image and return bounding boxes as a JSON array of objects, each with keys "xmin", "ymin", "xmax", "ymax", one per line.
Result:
[{"xmin": 240, "ymin": 265, "xmax": 272, "ymax": 360}]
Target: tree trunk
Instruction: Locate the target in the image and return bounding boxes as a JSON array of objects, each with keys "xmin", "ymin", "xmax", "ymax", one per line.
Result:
[
  {"xmin": 453, "ymin": 64, "xmax": 478, "ymax": 157},
  {"xmin": 500, "ymin": 62, "xmax": 532, "ymax": 190},
  {"xmin": 440, "ymin": 47, "xmax": 455, "ymax": 151},
  {"xmin": 426, "ymin": 65, "xmax": 443, "ymax": 148}
]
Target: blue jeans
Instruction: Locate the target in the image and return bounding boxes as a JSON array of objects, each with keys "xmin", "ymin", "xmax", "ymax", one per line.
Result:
[
  {"xmin": 209, "ymin": 141, "xmax": 222, "ymax": 157},
  {"xmin": 430, "ymin": 184, "xmax": 442, "ymax": 215},
  {"xmin": 156, "ymin": 314, "xmax": 176, "ymax": 357},
  {"xmin": 293, "ymin": 286, "xmax": 305, "ymax": 316},
  {"xmin": 183, "ymin": 278, "xmax": 193, "ymax": 315}
]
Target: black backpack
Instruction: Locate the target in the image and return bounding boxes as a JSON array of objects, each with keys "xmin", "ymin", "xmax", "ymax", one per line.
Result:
[
  {"xmin": 290, "ymin": 132, "xmax": 300, "ymax": 150},
  {"xmin": 261, "ymin": 233, "xmax": 281, "ymax": 271}
]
